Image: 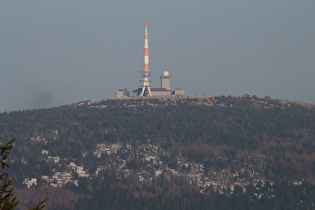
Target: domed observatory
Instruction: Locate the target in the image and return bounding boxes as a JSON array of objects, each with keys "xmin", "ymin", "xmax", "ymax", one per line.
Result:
[
  {"xmin": 160, "ymin": 71, "xmax": 171, "ymax": 91},
  {"xmin": 116, "ymin": 86, "xmax": 130, "ymax": 98}
]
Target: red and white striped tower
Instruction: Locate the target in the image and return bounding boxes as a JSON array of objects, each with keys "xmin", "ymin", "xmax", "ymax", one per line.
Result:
[
  {"xmin": 144, "ymin": 20, "xmax": 149, "ymax": 72},
  {"xmin": 140, "ymin": 20, "xmax": 152, "ymax": 96}
]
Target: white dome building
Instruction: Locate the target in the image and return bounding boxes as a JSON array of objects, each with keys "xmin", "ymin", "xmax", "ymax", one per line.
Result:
[
  {"xmin": 162, "ymin": 71, "xmax": 170, "ymax": 76},
  {"xmin": 160, "ymin": 71, "xmax": 171, "ymax": 91}
]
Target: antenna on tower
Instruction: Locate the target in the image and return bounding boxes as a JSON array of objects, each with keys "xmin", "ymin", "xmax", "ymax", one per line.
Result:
[{"xmin": 139, "ymin": 20, "xmax": 152, "ymax": 96}]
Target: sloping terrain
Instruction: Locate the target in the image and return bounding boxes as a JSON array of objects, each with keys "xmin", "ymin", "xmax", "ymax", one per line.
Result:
[{"xmin": 1, "ymin": 95, "xmax": 315, "ymax": 209}]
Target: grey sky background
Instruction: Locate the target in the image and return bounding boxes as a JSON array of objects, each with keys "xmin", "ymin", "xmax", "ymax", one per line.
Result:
[{"xmin": 1, "ymin": 1, "xmax": 314, "ymax": 112}]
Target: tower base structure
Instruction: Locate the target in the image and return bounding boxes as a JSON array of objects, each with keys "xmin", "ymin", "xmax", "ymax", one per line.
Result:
[
  {"xmin": 133, "ymin": 87, "xmax": 170, "ymax": 97},
  {"xmin": 139, "ymin": 70, "xmax": 152, "ymax": 96},
  {"xmin": 133, "ymin": 71, "xmax": 172, "ymax": 97}
]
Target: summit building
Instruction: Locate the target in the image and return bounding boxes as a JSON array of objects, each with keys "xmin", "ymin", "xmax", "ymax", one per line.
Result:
[{"xmin": 116, "ymin": 21, "xmax": 185, "ymax": 99}]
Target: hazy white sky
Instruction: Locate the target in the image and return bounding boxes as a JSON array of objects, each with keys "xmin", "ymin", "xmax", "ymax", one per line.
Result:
[{"xmin": 1, "ymin": 1, "xmax": 314, "ymax": 112}]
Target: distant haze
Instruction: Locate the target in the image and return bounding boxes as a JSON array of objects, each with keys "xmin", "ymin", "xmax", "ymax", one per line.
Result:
[{"xmin": 1, "ymin": 1, "xmax": 314, "ymax": 112}]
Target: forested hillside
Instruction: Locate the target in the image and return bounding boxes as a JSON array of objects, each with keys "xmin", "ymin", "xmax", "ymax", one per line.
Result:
[{"xmin": 1, "ymin": 95, "xmax": 315, "ymax": 209}]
